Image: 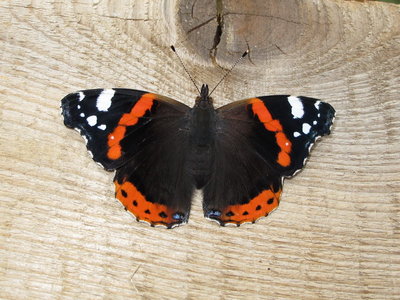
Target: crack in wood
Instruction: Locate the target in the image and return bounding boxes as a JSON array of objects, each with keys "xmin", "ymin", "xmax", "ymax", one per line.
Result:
[
  {"xmin": 209, "ymin": 0, "xmax": 224, "ymax": 66},
  {"xmin": 185, "ymin": 1, "xmax": 305, "ymax": 66},
  {"xmin": 187, "ymin": 16, "xmax": 216, "ymax": 34}
]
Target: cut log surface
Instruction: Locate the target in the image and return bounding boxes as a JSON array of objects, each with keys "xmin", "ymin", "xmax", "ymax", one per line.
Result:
[{"xmin": 1, "ymin": 0, "xmax": 399, "ymax": 299}]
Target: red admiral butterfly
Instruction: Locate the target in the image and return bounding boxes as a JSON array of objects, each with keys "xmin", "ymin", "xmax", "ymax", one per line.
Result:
[{"xmin": 61, "ymin": 52, "xmax": 335, "ymax": 229}]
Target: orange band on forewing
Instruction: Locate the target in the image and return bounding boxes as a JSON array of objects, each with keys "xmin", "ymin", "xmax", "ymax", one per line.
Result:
[
  {"xmin": 264, "ymin": 119, "xmax": 283, "ymax": 132},
  {"xmin": 277, "ymin": 152, "xmax": 291, "ymax": 167},
  {"xmin": 118, "ymin": 97, "xmax": 154, "ymax": 126},
  {"xmin": 219, "ymin": 187, "xmax": 282, "ymax": 224},
  {"xmin": 251, "ymin": 101, "xmax": 273, "ymax": 122},
  {"xmin": 108, "ymin": 145, "xmax": 122, "ymax": 160},
  {"xmin": 107, "ymin": 94, "xmax": 156, "ymax": 160},
  {"xmin": 275, "ymin": 132, "xmax": 290, "ymax": 151},
  {"xmin": 118, "ymin": 114, "xmax": 139, "ymax": 126},
  {"xmin": 131, "ymin": 97, "xmax": 154, "ymax": 118},
  {"xmin": 115, "ymin": 180, "xmax": 178, "ymax": 227},
  {"xmin": 249, "ymin": 98, "xmax": 292, "ymax": 167},
  {"xmin": 108, "ymin": 126, "xmax": 126, "ymax": 147}
]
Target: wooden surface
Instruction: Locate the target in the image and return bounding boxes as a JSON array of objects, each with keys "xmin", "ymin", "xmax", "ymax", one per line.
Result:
[{"xmin": 1, "ymin": 0, "xmax": 399, "ymax": 299}]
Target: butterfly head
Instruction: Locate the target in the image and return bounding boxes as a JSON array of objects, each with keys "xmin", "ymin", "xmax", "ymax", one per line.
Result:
[
  {"xmin": 200, "ymin": 84, "xmax": 209, "ymax": 98},
  {"xmin": 196, "ymin": 84, "xmax": 213, "ymax": 107}
]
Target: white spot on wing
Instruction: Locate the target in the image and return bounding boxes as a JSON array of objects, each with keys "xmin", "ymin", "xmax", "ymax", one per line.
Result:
[
  {"xmin": 96, "ymin": 89, "xmax": 115, "ymax": 112},
  {"xmin": 314, "ymin": 101, "xmax": 321, "ymax": 110},
  {"xmin": 302, "ymin": 123, "xmax": 311, "ymax": 134},
  {"xmin": 98, "ymin": 124, "xmax": 106, "ymax": 130},
  {"xmin": 78, "ymin": 92, "xmax": 85, "ymax": 101},
  {"xmin": 80, "ymin": 113, "xmax": 85, "ymax": 117},
  {"xmin": 293, "ymin": 131, "xmax": 301, "ymax": 137},
  {"xmin": 77, "ymin": 105, "xmax": 81, "ymax": 109},
  {"xmin": 313, "ymin": 120, "xmax": 317, "ymax": 125},
  {"xmin": 87, "ymin": 115, "xmax": 97, "ymax": 126},
  {"xmin": 288, "ymin": 96, "xmax": 304, "ymax": 119}
]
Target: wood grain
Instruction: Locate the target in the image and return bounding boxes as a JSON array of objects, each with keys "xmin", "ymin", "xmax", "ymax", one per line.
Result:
[{"xmin": 1, "ymin": 0, "xmax": 399, "ymax": 299}]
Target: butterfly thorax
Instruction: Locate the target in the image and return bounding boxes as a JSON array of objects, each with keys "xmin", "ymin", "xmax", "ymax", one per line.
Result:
[
  {"xmin": 191, "ymin": 84, "xmax": 215, "ymax": 143},
  {"xmin": 188, "ymin": 84, "xmax": 216, "ymax": 188}
]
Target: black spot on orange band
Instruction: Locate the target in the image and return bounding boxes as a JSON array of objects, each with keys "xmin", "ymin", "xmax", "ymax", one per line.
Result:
[
  {"xmin": 114, "ymin": 180, "xmax": 184, "ymax": 228},
  {"xmin": 217, "ymin": 187, "xmax": 282, "ymax": 225}
]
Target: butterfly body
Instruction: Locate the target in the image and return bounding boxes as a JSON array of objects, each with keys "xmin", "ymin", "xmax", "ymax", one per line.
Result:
[
  {"xmin": 61, "ymin": 85, "xmax": 335, "ymax": 228},
  {"xmin": 187, "ymin": 84, "xmax": 217, "ymax": 189}
]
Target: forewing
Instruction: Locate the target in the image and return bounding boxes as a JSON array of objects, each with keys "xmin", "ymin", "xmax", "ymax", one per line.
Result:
[
  {"xmin": 217, "ymin": 95, "xmax": 335, "ymax": 177},
  {"xmin": 61, "ymin": 88, "xmax": 189, "ymax": 171}
]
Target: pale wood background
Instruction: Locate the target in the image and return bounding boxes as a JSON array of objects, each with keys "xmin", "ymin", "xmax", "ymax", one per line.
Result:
[{"xmin": 1, "ymin": 0, "xmax": 399, "ymax": 299}]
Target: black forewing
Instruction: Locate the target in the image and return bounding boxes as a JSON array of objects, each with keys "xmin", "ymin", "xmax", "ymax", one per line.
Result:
[
  {"xmin": 255, "ymin": 95, "xmax": 335, "ymax": 176},
  {"xmin": 61, "ymin": 88, "xmax": 189, "ymax": 171},
  {"xmin": 216, "ymin": 95, "xmax": 335, "ymax": 177}
]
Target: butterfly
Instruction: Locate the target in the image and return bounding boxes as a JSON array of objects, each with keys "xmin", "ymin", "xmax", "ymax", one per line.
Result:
[{"xmin": 61, "ymin": 82, "xmax": 335, "ymax": 228}]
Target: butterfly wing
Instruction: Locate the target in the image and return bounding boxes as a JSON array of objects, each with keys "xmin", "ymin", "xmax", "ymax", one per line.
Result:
[
  {"xmin": 61, "ymin": 89, "xmax": 194, "ymax": 228},
  {"xmin": 61, "ymin": 88, "xmax": 189, "ymax": 170},
  {"xmin": 203, "ymin": 95, "xmax": 335, "ymax": 226}
]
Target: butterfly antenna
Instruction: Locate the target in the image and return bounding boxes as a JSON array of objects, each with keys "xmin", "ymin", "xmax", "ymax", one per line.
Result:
[
  {"xmin": 170, "ymin": 45, "xmax": 201, "ymax": 95},
  {"xmin": 209, "ymin": 50, "xmax": 249, "ymax": 97}
]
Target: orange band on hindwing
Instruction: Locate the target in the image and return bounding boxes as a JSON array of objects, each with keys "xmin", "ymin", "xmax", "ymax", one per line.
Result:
[
  {"xmin": 115, "ymin": 180, "xmax": 182, "ymax": 227},
  {"xmin": 249, "ymin": 98, "xmax": 292, "ymax": 167},
  {"xmin": 219, "ymin": 187, "xmax": 282, "ymax": 225},
  {"xmin": 107, "ymin": 93, "xmax": 156, "ymax": 160}
]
